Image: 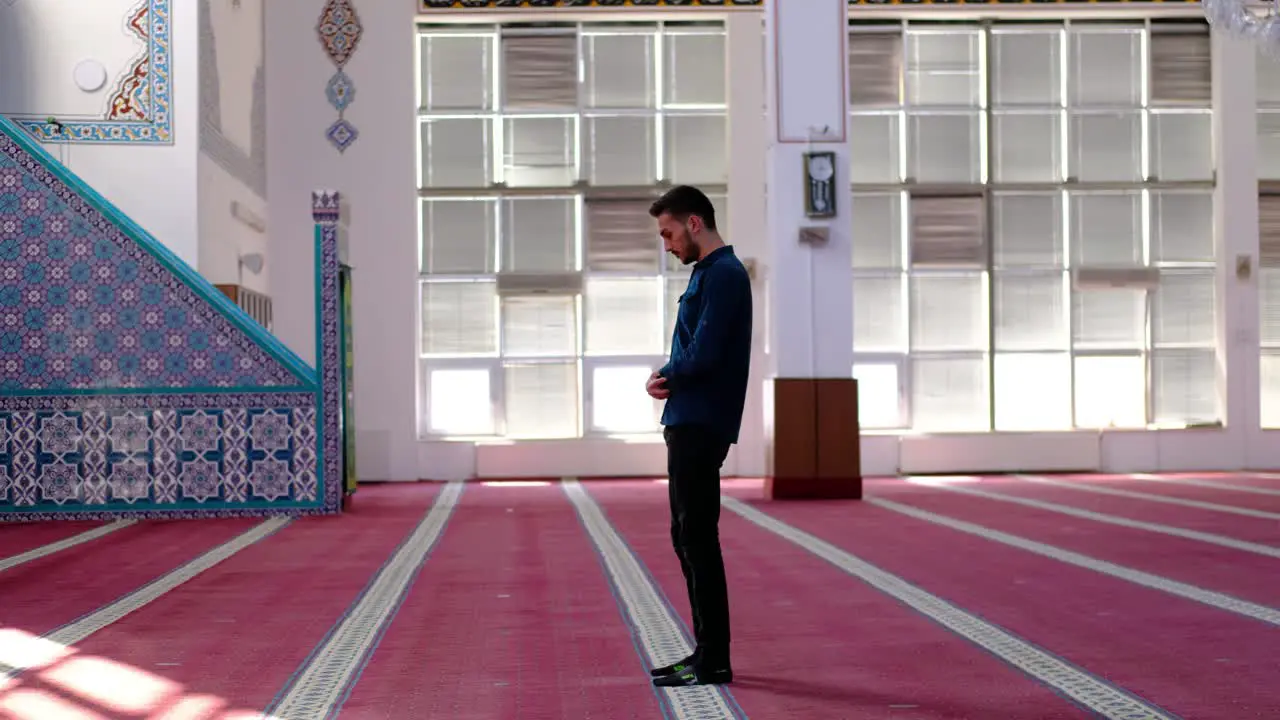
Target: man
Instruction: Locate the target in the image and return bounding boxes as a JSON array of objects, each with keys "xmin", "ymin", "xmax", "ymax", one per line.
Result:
[{"xmin": 644, "ymin": 185, "xmax": 752, "ymax": 688}]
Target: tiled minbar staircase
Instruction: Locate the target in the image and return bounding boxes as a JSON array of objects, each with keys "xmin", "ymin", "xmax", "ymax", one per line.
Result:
[{"xmin": 0, "ymin": 116, "xmax": 346, "ymax": 521}]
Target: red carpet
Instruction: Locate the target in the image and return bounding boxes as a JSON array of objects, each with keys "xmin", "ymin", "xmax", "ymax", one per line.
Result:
[
  {"xmin": 585, "ymin": 480, "xmax": 1095, "ymax": 719},
  {"xmin": 337, "ymin": 482, "xmax": 666, "ymax": 720},
  {"xmin": 1025, "ymin": 474, "xmax": 1280, "ymax": 515},
  {"xmin": 7, "ymin": 483, "xmax": 443, "ymax": 719},
  {"xmin": 0, "ymin": 521, "xmax": 114, "ymax": 563},
  {"xmin": 869, "ymin": 479, "xmax": 1280, "ymax": 604},
  {"xmin": 729, "ymin": 481, "xmax": 1280, "ymax": 719},
  {"xmin": 935, "ymin": 475, "xmax": 1280, "ymax": 544},
  {"xmin": 0, "ymin": 518, "xmax": 263, "ymax": 637}
]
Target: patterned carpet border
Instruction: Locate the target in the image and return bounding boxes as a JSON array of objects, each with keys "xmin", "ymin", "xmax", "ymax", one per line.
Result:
[
  {"xmin": 0, "ymin": 520, "xmax": 136, "ymax": 574},
  {"xmin": 265, "ymin": 480, "xmax": 465, "ymax": 720},
  {"xmin": 870, "ymin": 497, "xmax": 1280, "ymax": 629},
  {"xmin": 0, "ymin": 516, "xmax": 291, "ymax": 680},
  {"xmin": 563, "ymin": 479, "xmax": 744, "ymax": 720},
  {"xmin": 722, "ymin": 496, "xmax": 1180, "ymax": 720}
]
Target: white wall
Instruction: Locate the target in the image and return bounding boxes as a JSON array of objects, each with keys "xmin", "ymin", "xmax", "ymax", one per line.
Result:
[
  {"xmin": 0, "ymin": 0, "xmax": 199, "ymax": 266},
  {"xmin": 198, "ymin": 0, "xmax": 268, "ymax": 292},
  {"xmin": 266, "ymin": 3, "xmax": 1279, "ymax": 481}
]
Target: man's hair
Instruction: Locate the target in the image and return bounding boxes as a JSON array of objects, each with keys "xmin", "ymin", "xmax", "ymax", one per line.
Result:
[{"xmin": 649, "ymin": 185, "xmax": 718, "ymax": 231}]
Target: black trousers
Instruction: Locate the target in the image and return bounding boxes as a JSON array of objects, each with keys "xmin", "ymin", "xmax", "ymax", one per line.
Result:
[{"xmin": 664, "ymin": 424, "xmax": 732, "ymax": 667}]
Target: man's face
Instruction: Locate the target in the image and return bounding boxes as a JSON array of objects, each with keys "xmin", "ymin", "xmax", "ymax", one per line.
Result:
[{"xmin": 657, "ymin": 212, "xmax": 701, "ymax": 266}]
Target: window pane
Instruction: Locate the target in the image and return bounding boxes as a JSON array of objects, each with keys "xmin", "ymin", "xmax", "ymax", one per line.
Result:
[
  {"xmin": 1261, "ymin": 269, "xmax": 1280, "ymax": 346},
  {"xmin": 853, "ymin": 361, "xmax": 902, "ymax": 429},
  {"xmin": 850, "ymin": 113, "xmax": 901, "ymax": 184},
  {"xmin": 585, "ymin": 198, "xmax": 659, "ymax": 272},
  {"xmin": 504, "ymin": 362, "xmax": 579, "ymax": 438},
  {"xmin": 419, "ymin": 34, "xmax": 493, "ymax": 111},
  {"xmin": 1261, "ymin": 353, "xmax": 1280, "ymax": 428},
  {"xmin": 586, "ymin": 116, "xmax": 656, "ymax": 186},
  {"xmin": 586, "ymin": 278, "xmax": 663, "ymax": 355},
  {"xmin": 993, "ymin": 112, "xmax": 1061, "ymax": 183},
  {"xmin": 665, "ymin": 115, "xmax": 726, "ymax": 184},
  {"xmin": 1073, "ymin": 288, "xmax": 1146, "ymax": 350},
  {"xmin": 995, "ymin": 273, "xmax": 1067, "ymax": 350},
  {"xmin": 1149, "ymin": 27, "xmax": 1211, "ymax": 105},
  {"xmin": 994, "ymin": 193, "xmax": 1063, "ymax": 268},
  {"xmin": 501, "ymin": 33, "xmax": 578, "ymax": 110},
  {"xmin": 420, "ymin": 281, "xmax": 497, "ymax": 356},
  {"xmin": 420, "ymin": 199, "xmax": 496, "ymax": 274},
  {"xmin": 1153, "ymin": 349, "xmax": 1218, "ymax": 425},
  {"xmin": 583, "ymin": 32, "xmax": 654, "ymax": 108},
  {"xmin": 504, "ymin": 116, "xmax": 576, "ymax": 187},
  {"xmin": 1153, "ymin": 270, "xmax": 1216, "ymax": 347},
  {"xmin": 1069, "ymin": 29, "xmax": 1142, "ymax": 107},
  {"xmin": 994, "ymin": 353, "xmax": 1072, "ymax": 431},
  {"xmin": 592, "ymin": 365, "xmax": 661, "ymax": 433},
  {"xmin": 1258, "ymin": 112, "xmax": 1280, "ymax": 181},
  {"xmin": 910, "ymin": 273, "xmax": 987, "ymax": 351},
  {"xmin": 1071, "ymin": 112, "xmax": 1141, "ymax": 182},
  {"xmin": 501, "ymin": 197, "xmax": 577, "ymax": 273},
  {"xmin": 664, "ymin": 275, "xmax": 686, "ymax": 353},
  {"xmin": 420, "ymin": 118, "xmax": 490, "ymax": 188},
  {"xmin": 905, "ymin": 30, "xmax": 981, "ymax": 107},
  {"xmin": 1260, "ymin": 46, "xmax": 1280, "ymax": 103},
  {"xmin": 910, "ymin": 195, "xmax": 985, "ymax": 268},
  {"xmin": 1151, "ymin": 112, "xmax": 1213, "ymax": 181},
  {"xmin": 1075, "ymin": 355, "xmax": 1146, "ymax": 428},
  {"xmin": 854, "ymin": 275, "xmax": 906, "ymax": 352},
  {"xmin": 502, "ymin": 295, "xmax": 577, "ymax": 357},
  {"xmin": 1070, "ymin": 192, "xmax": 1141, "ymax": 267},
  {"xmin": 1151, "ymin": 191, "xmax": 1213, "ymax": 264},
  {"xmin": 848, "ymin": 32, "xmax": 903, "ymax": 106},
  {"xmin": 427, "ymin": 367, "xmax": 493, "ymax": 435},
  {"xmin": 665, "ymin": 32, "xmax": 726, "ymax": 106},
  {"xmin": 852, "ymin": 193, "xmax": 904, "ymax": 269},
  {"xmin": 992, "ymin": 30, "xmax": 1061, "ymax": 106},
  {"xmin": 912, "ymin": 355, "xmax": 989, "ymax": 431},
  {"xmin": 1261, "ymin": 196, "xmax": 1280, "ymax": 269},
  {"xmin": 909, "ymin": 113, "xmax": 980, "ymax": 183}
]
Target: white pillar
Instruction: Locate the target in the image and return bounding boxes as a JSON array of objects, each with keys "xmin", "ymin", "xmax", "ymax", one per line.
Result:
[{"xmin": 763, "ymin": 0, "xmax": 853, "ymax": 379}]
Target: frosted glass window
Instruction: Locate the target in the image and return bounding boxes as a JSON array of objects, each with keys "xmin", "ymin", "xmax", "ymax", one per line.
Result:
[
  {"xmin": 664, "ymin": 276, "xmax": 686, "ymax": 353},
  {"xmin": 1074, "ymin": 355, "xmax": 1147, "ymax": 428},
  {"xmin": 1150, "ymin": 112, "xmax": 1213, "ymax": 182},
  {"xmin": 420, "ymin": 281, "xmax": 497, "ymax": 356},
  {"xmin": 501, "ymin": 197, "xmax": 577, "ymax": 273},
  {"xmin": 994, "ymin": 353, "xmax": 1072, "ymax": 431},
  {"xmin": 849, "ymin": 114, "xmax": 902, "ymax": 184},
  {"xmin": 583, "ymin": 32, "xmax": 655, "ymax": 108},
  {"xmin": 1071, "ymin": 192, "xmax": 1142, "ymax": 267},
  {"xmin": 665, "ymin": 115, "xmax": 727, "ymax": 184},
  {"xmin": 854, "ymin": 275, "xmax": 907, "ymax": 352},
  {"xmin": 420, "ymin": 118, "xmax": 490, "ymax": 188},
  {"xmin": 910, "ymin": 274, "xmax": 987, "ymax": 352},
  {"xmin": 592, "ymin": 365, "xmax": 661, "ymax": 433},
  {"xmin": 665, "ymin": 33, "xmax": 726, "ymax": 107},
  {"xmin": 853, "ymin": 362, "xmax": 902, "ymax": 429},
  {"xmin": 1153, "ymin": 349, "xmax": 1219, "ymax": 425},
  {"xmin": 994, "ymin": 273, "xmax": 1068, "ymax": 351},
  {"xmin": 1151, "ymin": 192, "xmax": 1214, "ymax": 264},
  {"xmin": 851, "ymin": 193, "xmax": 904, "ymax": 269},
  {"xmin": 1071, "ymin": 112, "xmax": 1142, "ymax": 182},
  {"xmin": 1258, "ymin": 112, "xmax": 1280, "ymax": 181},
  {"xmin": 504, "ymin": 362, "xmax": 579, "ymax": 438},
  {"xmin": 1069, "ymin": 29, "xmax": 1143, "ymax": 107},
  {"xmin": 909, "ymin": 113, "xmax": 981, "ymax": 183},
  {"xmin": 1152, "ymin": 271, "xmax": 1216, "ymax": 347},
  {"xmin": 586, "ymin": 116, "xmax": 656, "ymax": 186},
  {"xmin": 993, "ymin": 113, "xmax": 1061, "ymax": 183},
  {"xmin": 1073, "ymin": 289, "xmax": 1147, "ymax": 350},
  {"xmin": 501, "ymin": 296, "xmax": 577, "ymax": 357},
  {"xmin": 427, "ymin": 368, "xmax": 493, "ymax": 435},
  {"xmin": 992, "ymin": 31, "xmax": 1061, "ymax": 106},
  {"xmin": 1261, "ymin": 353, "xmax": 1280, "ymax": 428},
  {"xmin": 1261, "ymin": 269, "xmax": 1280, "ymax": 346},
  {"xmin": 420, "ymin": 199, "xmax": 496, "ymax": 274},
  {"xmin": 586, "ymin": 278, "xmax": 664, "ymax": 355},
  {"xmin": 993, "ymin": 193, "xmax": 1064, "ymax": 268},
  {"xmin": 905, "ymin": 31, "xmax": 982, "ymax": 107},
  {"xmin": 419, "ymin": 34, "xmax": 493, "ymax": 111},
  {"xmin": 503, "ymin": 116, "xmax": 577, "ymax": 187},
  {"xmin": 912, "ymin": 356, "xmax": 989, "ymax": 431}
]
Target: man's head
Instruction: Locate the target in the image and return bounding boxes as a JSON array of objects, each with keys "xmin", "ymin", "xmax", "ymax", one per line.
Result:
[{"xmin": 649, "ymin": 185, "xmax": 720, "ymax": 266}]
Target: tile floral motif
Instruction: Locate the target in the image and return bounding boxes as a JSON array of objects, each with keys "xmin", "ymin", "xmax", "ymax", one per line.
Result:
[
  {"xmin": 317, "ymin": 0, "xmax": 362, "ymax": 153},
  {"xmin": 14, "ymin": 0, "xmax": 173, "ymax": 144},
  {"xmin": 0, "ymin": 117, "xmax": 345, "ymax": 522}
]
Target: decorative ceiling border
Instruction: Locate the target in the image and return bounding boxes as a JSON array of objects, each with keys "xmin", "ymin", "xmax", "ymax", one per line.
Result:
[{"xmin": 12, "ymin": 0, "xmax": 172, "ymax": 144}]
